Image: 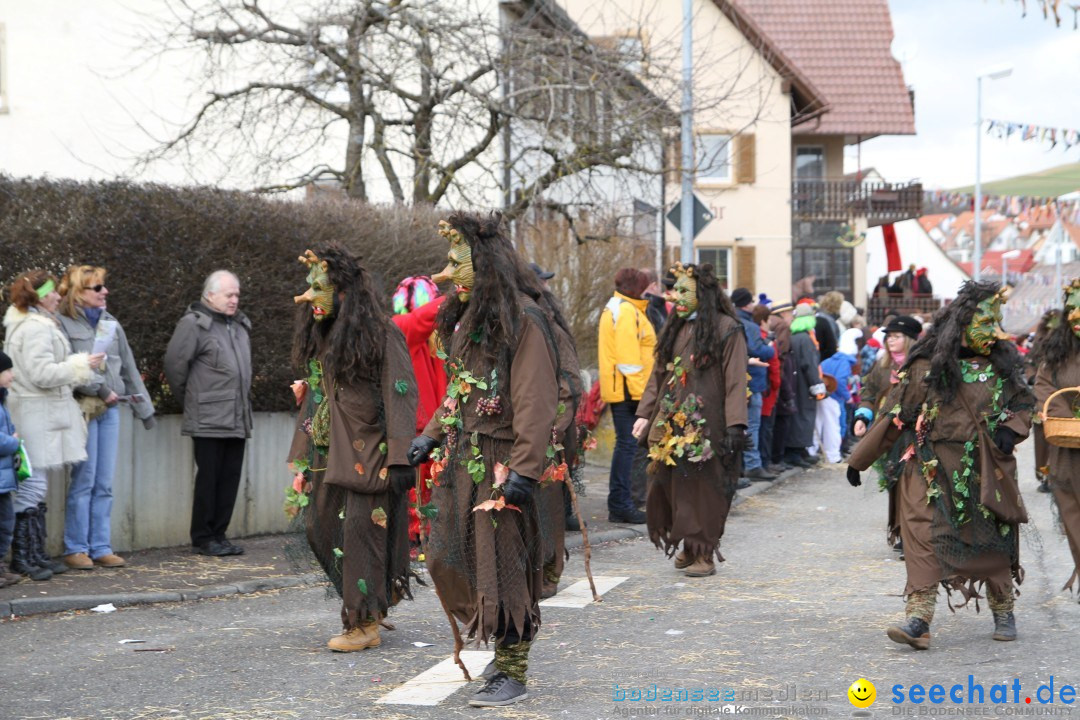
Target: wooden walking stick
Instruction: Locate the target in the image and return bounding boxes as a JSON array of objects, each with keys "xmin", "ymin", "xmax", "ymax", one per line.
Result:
[{"xmin": 564, "ymin": 479, "xmax": 600, "ymax": 602}]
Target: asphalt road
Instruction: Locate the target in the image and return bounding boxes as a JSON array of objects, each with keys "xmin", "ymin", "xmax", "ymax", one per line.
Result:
[{"xmin": 5, "ymin": 440, "xmax": 1078, "ymax": 720}]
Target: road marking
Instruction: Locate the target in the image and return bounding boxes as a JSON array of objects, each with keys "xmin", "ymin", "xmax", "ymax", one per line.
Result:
[
  {"xmin": 376, "ymin": 650, "xmax": 492, "ymax": 706},
  {"xmin": 540, "ymin": 575, "xmax": 628, "ymax": 608}
]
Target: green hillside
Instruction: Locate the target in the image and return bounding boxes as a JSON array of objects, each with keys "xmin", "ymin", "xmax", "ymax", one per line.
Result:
[{"xmin": 951, "ymin": 161, "xmax": 1080, "ymax": 197}]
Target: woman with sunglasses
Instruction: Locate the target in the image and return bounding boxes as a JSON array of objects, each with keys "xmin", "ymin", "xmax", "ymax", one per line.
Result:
[{"xmin": 57, "ymin": 266, "xmax": 156, "ymax": 570}]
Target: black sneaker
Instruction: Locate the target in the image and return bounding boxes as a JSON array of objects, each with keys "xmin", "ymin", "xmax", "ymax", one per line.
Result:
[
  {"xmin": 886, "ymin": 617, "xmax": 931, "ymax": 650},
  {"xmin": 219, "ymin": 539, "xmax": 245, "ymax": 556},
  {"xmin": 196, "ymin": 540, "xmax": 233, "ymax": 557},
  {"xmin": 992, "ymin": 611, "xmax": 1016, "ymax": 641},
  {"xmin": 608, "ymin": 508, "xmax": 646, "ymax": 524},
  {"xmin": 746, "ymin": 467, "xmax": 777, "ymax": 482},
  {"xmin": 736, "ymin": 478, "xmax": 752, "ymax": 490},
  {"xmin": 468, "ymin": 672, "xmax": 528, "ymax": 707},
  {"xmin": 565, "ymin": 514, "xmax": 583, "ymax": 532}
]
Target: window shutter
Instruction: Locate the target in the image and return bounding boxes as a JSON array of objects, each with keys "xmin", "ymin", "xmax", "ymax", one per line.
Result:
[
  {"xmin": 734, "ymin": 134, "xmax": 756, "ymax": 184},
  {"xmin": 664, "ymin": 135, "xmax": 680, "ymax": 186},
  {"xmin": 735, "ymin": 245, "xmax": 756, "ymax": 294}
]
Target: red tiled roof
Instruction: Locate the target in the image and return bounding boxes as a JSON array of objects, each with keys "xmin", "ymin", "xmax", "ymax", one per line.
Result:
[
  {"xmin": 731, "ymin": 0, "xmax": 916, "ymax": 138},
  {"xmin": 957, "ymin": 249, "xmax": 1036, "ymax": 277},
  {"xmin": 918, "ymin": 213, "xmax": 953, "ymax": 233}
]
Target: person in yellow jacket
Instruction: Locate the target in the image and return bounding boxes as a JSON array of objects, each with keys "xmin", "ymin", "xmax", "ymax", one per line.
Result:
[{"xmin": 598, "ymin": 269, "xmax": 657, "ymax": 524}]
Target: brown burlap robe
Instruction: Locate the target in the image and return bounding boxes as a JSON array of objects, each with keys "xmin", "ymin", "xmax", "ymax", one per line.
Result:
[
  {"xmin": 1035, "ymin": 358, "xmax": 1080, "ymax": 591},
  {"xmin": 424, "ymin": 299, "xmax": 559, "ymax": 643},
  {"xmin": 636, "ymin": 316, "xmax": 748, "ymax": 562},
  {"xmin": 288, "ymin": 326, "xmax": 419, "ymax": 629},
  {"xmin": 849, "ymin": 357, "xmax": 1031, "ymax": 605}
]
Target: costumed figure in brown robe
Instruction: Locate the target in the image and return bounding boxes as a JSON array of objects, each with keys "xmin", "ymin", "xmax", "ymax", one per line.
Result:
[
  {"xmin": 633, "ymin": 262, "xmax": 748, "ymax": 578},
  {"xmin": 407, "ymin": 213, "xmax": 559, "ymax": 708},
  {"xmin": 286, "ymin": 246, "xmax": 419, "ymax": 652},
  {"xmin": 1028, "ymin": 309, "xmax": 1057, "ymax": 494},
  {"xmin": 1034, "ymin": 278, "xmax": 1080, "ymax": 594},
  {"xmin": 847, "ymin": 280, "xmax": 1034, "ymax": 650}
]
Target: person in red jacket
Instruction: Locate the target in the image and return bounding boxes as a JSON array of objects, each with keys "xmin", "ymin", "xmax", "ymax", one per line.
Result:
[
  {"xmin": 390, "ymin": 277, "xmax": 446, "ymax": 550},
  {"xmin": 752, "ymin": 304, "xmax": 783, "ymax": 474}
]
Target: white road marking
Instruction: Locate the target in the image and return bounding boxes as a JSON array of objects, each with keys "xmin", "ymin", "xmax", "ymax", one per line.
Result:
[
  {"xmin": 539, "ymin": 575, "xmax": 629, "ymax": 608},
  {"xmin": 376, "ymin": 650, "xmax": 492, "ymax": 706}
]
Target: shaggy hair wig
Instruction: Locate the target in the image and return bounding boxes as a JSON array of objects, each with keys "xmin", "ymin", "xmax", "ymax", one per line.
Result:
[
  {"xmin": 905, "ymin": 280, "xmax": 1024, "ymax": 402},
  {"xmin": 291, "ymin": 243, "xmax": 392, "ymax": 386},
  {"xmin": 656, "ymin": 263, "xmax": 738, "ymax": 371}
]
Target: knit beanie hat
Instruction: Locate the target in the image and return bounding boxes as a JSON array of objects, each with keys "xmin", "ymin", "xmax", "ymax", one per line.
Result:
[{"xmin": 0, "ymin": 351, "xmax": 12, "ymax": 374}]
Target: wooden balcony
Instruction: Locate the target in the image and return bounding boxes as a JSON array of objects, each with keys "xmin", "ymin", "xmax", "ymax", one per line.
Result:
[{"xmin": 792, "ymin": 179, "xmax": 923, "ymax": 226}]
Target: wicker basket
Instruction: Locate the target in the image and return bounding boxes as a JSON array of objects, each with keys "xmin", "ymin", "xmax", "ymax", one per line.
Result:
[{"xmin": 1042, "ymin": 387, "xmax": 1080, "ymax": 449}]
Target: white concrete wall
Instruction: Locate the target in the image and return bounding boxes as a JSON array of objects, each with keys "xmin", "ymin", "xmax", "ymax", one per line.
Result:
[
  {"xmin": 864, "ymin": 218, "xmax": 971, "ymax": 302},
  {"xmin": 42, "ymin": 412, "xmax": 297, "ymax": 554}
]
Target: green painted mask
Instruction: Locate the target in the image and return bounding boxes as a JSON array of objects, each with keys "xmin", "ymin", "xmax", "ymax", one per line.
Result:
[
  {"xmin": 432, "ymin": 220, "xmax": 475, "ymax": 302},
  {"xmin": 964, "ymin": 292, "xmax": 1008, "ymax": 355},
  {"xmin": 672, "ymin": 267, "xmax": 698, "ymax": 319},
  {"xmin": 1065, "ymin": 280, "xmax": 1080, "ymax": 339},
  {"xmin": 294, "ymin": 250, "xmax": 335, "ymax": 321}
]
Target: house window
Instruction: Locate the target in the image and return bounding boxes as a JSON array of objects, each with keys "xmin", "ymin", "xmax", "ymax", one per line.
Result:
[
  {"xmin": 0, "ymin": 24, "xmax": 8, "ymax": 113},
  {"xmin": 696, "ymin": 247, "xmax": 730, "ymax": 289},
  {"xmin": 696, "ymin": 134, "xmax": 731, "ymax": 183},
  {"xmin": 794, "ymin": 146, "xmax": 824, "ymax": 179}
]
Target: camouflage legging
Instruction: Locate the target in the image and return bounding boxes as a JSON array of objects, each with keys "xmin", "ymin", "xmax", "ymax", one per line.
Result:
[
  {"xmin": 495, "ymin": 641, "xmax": 532, "ymax": 684},
  {"xmin": 906, "ymin": 587, "xmax": 1014, "ymax": 624}
]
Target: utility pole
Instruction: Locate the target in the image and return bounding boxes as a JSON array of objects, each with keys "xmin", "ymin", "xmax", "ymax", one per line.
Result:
[{"xmin": 680, "ymin": 0, "xmax": 694, "ymax": 264}]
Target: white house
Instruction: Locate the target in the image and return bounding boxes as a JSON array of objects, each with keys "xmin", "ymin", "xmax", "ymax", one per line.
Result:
[{"xmin": 865, "ymin": 218, "xmax": 970, "ymax": 300}]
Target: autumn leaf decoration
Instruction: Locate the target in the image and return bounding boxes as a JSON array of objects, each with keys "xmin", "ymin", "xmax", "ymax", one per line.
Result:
[
  {"xmin": 290, "ymin": 379, "xmax": 308, "ymax": 406},
  {"xmin": 371, "ymin": 507, "xmax": 387, "ymax": 528},
  {"xmin": 472, "ymin": 497, "xmax": 521, "ymax": 513}
]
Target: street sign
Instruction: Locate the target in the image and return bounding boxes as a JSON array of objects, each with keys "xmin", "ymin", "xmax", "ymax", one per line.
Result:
[{"xmin": 666, "ymin": 194, "xmax": 714, "ymax": 239}]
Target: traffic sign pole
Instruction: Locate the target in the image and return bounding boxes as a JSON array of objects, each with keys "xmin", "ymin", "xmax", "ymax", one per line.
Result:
[{"xmin": 680, "ymin": 0, "xmax": 694, "ymax": 264}]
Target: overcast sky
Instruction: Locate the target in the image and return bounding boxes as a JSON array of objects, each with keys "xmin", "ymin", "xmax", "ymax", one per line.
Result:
[{"xmin": 848, "ymin": 0, "xmax": 1080, "ymax": 190}]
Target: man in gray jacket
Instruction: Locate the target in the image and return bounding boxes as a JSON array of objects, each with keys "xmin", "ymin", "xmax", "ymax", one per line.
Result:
[{"xmin": 164, "ymin": 271, "xmax": 252, "ymax": 557}]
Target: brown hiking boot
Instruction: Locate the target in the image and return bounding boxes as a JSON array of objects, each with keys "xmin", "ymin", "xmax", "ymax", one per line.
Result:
[
  {"xmin": 327, "ymin": 621, "xmax": 381, "ymax": 652},
  {"xmin": 62, "ymin": 553, "xmax": 95, "ymax": 570},
  {"xmin": 887, "ymin": 617, "xmax": 931, "ymax": 650},
  {"xmin": 93, "ymin": 554, "xmax": 127, "ymax": 568},
  {"xmin": 0, "ymin": 563, "xmax": 21, "ymax": 586},
  {"xmin": 684, "ymin": 556, "xmax": 716, "ymax": 577},
  {"xmin": 673, "ymin": 551, "xmax": 692, "ymax": 570}
]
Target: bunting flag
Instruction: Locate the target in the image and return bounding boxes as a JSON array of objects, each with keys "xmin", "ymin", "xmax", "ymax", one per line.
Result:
[
  {"xmin": 985, "ymin": 119, "xmax": 1080, "ymax": 151},
  {"xmin": 882, "ymin": 223, "xmax": 902, "ymax": 272},
  {"xmin": 922, "ymin": 192, "xmax": 1080, "ymax": 225}
]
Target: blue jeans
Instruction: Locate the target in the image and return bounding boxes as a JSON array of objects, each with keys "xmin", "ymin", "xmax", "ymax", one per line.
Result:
[
  {"xmin": 64, "ymin": 406, "xmax": 120, "ymax": 558},
  {"xmin": 608, "ymin": 400, "xmax": 639, "ymax": 514},
  {"xmin": 743, "ymin": 392, "xmax": 763, "ymax": 471}
]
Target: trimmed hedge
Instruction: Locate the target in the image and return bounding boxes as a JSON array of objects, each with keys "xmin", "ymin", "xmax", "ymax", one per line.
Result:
[{"xmin": 0, "ymin": 176, "xmax": 447, "ymax": 413}]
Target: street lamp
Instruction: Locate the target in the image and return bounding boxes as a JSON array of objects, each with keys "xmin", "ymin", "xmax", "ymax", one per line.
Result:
[{"xmin": 974, "ymin": 65, "xmax": 1013, "ymax": 282}]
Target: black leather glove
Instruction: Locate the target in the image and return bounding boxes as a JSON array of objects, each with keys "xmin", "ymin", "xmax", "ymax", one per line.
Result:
[
  {"xmin": 994, "ymin": 426, "xmax": 1018, "ymax": 455},
  {"xmin": 502, "ymin": 470, "xmax": 536, "ymax": 507},
  {"xmin": 847, "ymin": 466, "xmax": 862, "ymax": 487},
  {"xmin": 407, "ymin": 435, "xmax": 439, "ymax": 466},
  {"xmin": 389, "ymin": 466, "xmax": 415, "ymax": 495}
]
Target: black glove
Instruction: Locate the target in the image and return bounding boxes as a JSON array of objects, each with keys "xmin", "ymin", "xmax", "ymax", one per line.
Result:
[
  {"xmin": 847, "ymin": 466, "xmax": 862, "ymax": 487},
  {"xmin": 502, "ymin": 470, "xmax": 536, "ymax": 507},
  {"xmin": 407, "ymin": 435, "xmax": 439, "ymax": 466},
  {"xmin": 389, "ymin": 466, "xmax": 415, "ymax": 495},
  {"xmin": 726, "ymin": 425, "xmax": 749, "ymax": 453},
  {"xmin": 994, "ymin": 426, "xmax": 1018, "ymax": 455}
]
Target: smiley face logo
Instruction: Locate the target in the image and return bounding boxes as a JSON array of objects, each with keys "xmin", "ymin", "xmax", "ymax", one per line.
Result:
[{"xmin": 848, "ymin": 678, "xmax": 876, "ymax": 708}]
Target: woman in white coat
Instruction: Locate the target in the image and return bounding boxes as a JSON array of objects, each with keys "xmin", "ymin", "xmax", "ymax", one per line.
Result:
[{"xmin": 3, "ymin": 270, "xmax": 103, "ymax": 580}]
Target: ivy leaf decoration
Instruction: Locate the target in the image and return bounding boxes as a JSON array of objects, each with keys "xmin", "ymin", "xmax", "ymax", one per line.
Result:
[
  {"xmin": 379, "ymin": 442, "xmax": 388, "ymax": 455},
  {"xmin": 394, "ymin": 379, "xmax": 409, "ymax": 395},
  {"xmin": 356, "ymin": 578, "xmax": 368, "ymax": 595},
  {"xmin": 332, "ymin": 547, "xmax": 344, "ymax": 559}
]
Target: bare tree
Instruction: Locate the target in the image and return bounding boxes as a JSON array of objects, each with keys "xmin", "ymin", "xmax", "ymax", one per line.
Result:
[{"xmin": 131, "ymin": 0, "xmax": 777, "ymax": 221}]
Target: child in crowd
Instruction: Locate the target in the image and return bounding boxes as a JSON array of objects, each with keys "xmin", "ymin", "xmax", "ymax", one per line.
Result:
[{"xmin": 0, "ymin": 351, "xmax": 25, "ymax": 587}]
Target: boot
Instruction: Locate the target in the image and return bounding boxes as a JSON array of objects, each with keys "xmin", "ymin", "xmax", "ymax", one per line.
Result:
[
  {"xmin": 30, "ymin": 505, "xmax": 68, "ymax": 575},
  {"xmin": 992, "ymin": 611, "xmax": 1017, "ymax": 641},
  {"xmin": 684, "ymin": 555, "xmax": 716, "ymax": 577},
  {"xmin": 673, "ymin": 551, "xmax": 692, "ymax": 569},
  {"xmin": 0, "ymin": 563, "xmax": 22, "ymax": 587},
  {"xmin": 327, "ymin": 620, "xmax": 381, "ymax": 652},
  {"xmin": 886, "ymin": 617, "xmax": 931, "ymax": 650},
  {"xmin": 10, "ymin": 511, "xmax": 51, "ymax": 581}
]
